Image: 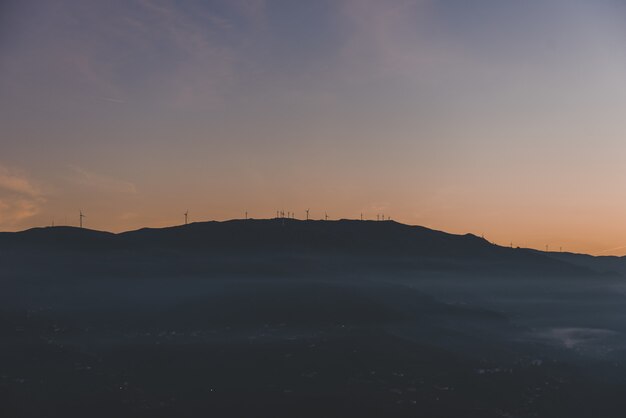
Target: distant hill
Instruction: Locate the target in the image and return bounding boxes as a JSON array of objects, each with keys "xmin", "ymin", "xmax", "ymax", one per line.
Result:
[
  {"xmin": 542, "ymin": 251, "xmax": 626, "ymax": 276},
  {"xmin": 0, "ymin": 219, "xmax": 607, "ymax": 278}
]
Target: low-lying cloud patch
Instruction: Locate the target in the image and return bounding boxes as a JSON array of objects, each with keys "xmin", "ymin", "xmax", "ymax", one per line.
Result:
[{"xmin": 0, "ymin": 165, "xmax": 45, "ymax": 228}]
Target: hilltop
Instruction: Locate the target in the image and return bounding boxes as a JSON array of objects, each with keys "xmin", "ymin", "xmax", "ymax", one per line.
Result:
[{"xmin": 0, "ymin": 219, "xmax": 606, "ymax": 278}]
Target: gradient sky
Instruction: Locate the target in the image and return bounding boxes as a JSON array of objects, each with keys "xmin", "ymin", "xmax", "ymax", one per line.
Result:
[{"xmin": 2, "ymin": 0, "xmax": 626, "ymax": 255}]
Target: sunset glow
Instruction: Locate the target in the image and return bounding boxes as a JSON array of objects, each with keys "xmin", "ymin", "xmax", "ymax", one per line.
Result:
[{"xmin": 2, "ymin": 0, "xmax": 626, "ymax": 255}]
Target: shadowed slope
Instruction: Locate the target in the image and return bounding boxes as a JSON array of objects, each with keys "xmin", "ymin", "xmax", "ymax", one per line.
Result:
[{"xmin": 0, "ymin": 219, "xmax": 599, "ymax": 277}]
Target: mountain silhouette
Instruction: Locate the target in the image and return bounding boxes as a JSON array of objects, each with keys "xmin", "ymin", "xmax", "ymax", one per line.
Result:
[{"xmin": 0, "ymin": 219, "xmax": 603, "ymax": 277}]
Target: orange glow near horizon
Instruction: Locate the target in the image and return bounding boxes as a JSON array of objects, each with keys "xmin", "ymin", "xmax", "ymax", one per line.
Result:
[
  {"xmin": 5, "ymin": 198, "xmax": 625, "ymax": 257},
  {"xmin": 2, "ymin": 1, "xmax": 626, "ymax": 256}
]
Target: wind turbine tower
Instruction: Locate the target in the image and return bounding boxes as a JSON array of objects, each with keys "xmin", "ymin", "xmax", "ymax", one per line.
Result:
[
  {"xmin": 79, "ymin": 211, "xmax": 85, "ymax": 228},
  {"xmin": 184, "ymin": 210, "xmax": 189, "ymax": 225},
  {"xmin": 306, "ymin": 209, "xmax": 310, "ymax": 221}
]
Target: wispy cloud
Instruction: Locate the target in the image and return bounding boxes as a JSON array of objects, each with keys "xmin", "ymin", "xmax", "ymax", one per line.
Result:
[
  {"xmin": 0, "ymin": 165, "xmax": 46, "ymax": 227},
  {"xmin": 67, "ymin": 165, "xmax": 137, "ymax": 194},
  {"xmin": 1, "ymin": 0, "xmax": 267, "ymax": 109},
  {"xmin": 336, "ymin": 0, "xmax": 477, "ymax": 86},
  {"xmin": 81, "ymin": 0, "xmax": 261, "ymax": 108},
  {"xmin": 131, "ymin": 0, "xmax": 243, "ymax": 107},
  {"xmin": 0, "ymin": 166, "xmax": 41, "ymax": 197}
]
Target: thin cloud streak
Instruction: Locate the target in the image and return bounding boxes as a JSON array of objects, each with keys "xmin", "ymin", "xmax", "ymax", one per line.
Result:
[
  {"xmin": 0, "ymin": 166, "xmax": 41, "ymax": 197},
  {"xmin": 337, "ymin": 0, "xmax": 466, "ymax": 83},
  {"xmin": 66, "ymin": 165, "xmax": 137, "ymax": 194},
  {"xmin": 0, "ymin": 165, "xmax": 46, "ymax": 227}
]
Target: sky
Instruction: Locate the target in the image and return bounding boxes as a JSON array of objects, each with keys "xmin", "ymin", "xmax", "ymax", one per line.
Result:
[{"xmin": 1, "ymin": 0, "xmax": 626, "ymax": 255}]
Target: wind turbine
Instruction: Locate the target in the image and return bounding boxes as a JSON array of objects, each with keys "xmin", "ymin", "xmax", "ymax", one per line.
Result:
[
  {"xmin": 306, "ymin": 209, "xmax": 310, "ymax": 221},
  {"xmin": 79, "ymin": 210, "xmax": 85, "ymax": 228},
  {"xmin": 325, "ymin": 212, "xmax": 328, "ymax": 221},
  {"xmin": 184, "ymin": 210, "xmax": 189, "ymax": 225}
]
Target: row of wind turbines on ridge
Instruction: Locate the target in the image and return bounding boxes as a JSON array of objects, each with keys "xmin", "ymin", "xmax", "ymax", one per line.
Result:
[
  {"xmin": 182, "ymin": 209, "xmax": 392, "ymax": 224},
  {"xmin": 64, "ymin": 210, "xmax": 563, "ymax": 253}
]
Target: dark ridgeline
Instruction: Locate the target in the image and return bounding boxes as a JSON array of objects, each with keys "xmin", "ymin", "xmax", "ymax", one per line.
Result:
[
  {"xmin": 118, "ymin": 219, "xmax": 493, "ymax": 256},
  {"xmin": 0, "ymin": 219, "xmax": 498, "ymax": 254},
  {"xmin": 0, "ymin": 219, "xmax": 599, "ymax": 277}
]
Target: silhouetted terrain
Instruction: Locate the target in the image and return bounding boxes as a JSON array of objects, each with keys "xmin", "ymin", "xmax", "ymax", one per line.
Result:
[
  {"xmin": 0, "ymin": 220, "xmax": 597, "ymax": 277},
  {"xmin": 543, "ymin": 250, "xmax": 626, "ymax": 276},
  {"xmin": 1, "ymin": 220, "xmax": 625, "ymax": 417}
]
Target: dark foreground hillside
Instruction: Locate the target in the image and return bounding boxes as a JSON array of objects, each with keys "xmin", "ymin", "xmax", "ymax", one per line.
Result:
[{"xmin": 1, "ymin": 220, "xmax": 625, "ymax": 417}]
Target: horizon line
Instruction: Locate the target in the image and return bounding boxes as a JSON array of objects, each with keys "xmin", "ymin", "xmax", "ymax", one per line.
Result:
[{"xmin": 2, "ymin": 217, "xmax": 619, "ymax": 259}]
